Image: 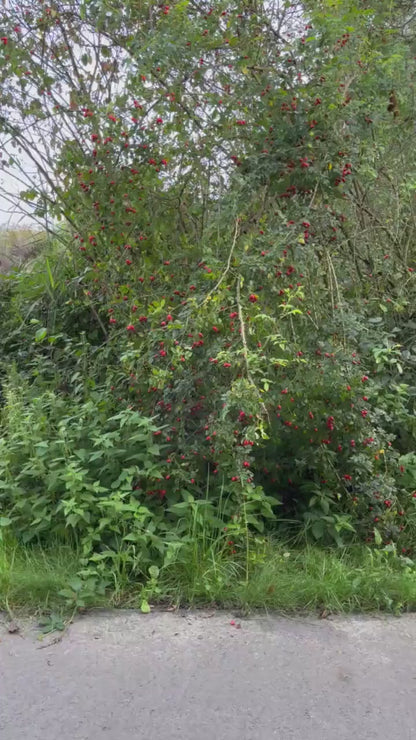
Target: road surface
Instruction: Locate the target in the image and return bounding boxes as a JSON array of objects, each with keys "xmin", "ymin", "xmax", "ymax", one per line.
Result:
[{"xmin": 1, "ymin": 610, "xmax": 415, "ymax": 739}]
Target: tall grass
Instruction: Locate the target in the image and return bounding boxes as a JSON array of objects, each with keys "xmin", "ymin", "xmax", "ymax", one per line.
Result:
[
  {"xmin": 2, "ymin": 537, "xmax": 416, "ymax": 616},
  {"xmin": 0, "ymin": 541, "xmax": 82, "ymax": 614},
  {"xmin": 159, "ymin": 539, "xmax": 416, "ymax": 613}
]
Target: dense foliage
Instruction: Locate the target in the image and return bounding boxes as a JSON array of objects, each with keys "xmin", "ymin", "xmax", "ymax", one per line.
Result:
[{"xmin": 1, "ymin": 0, "xmax": 416, "ymax": 592}]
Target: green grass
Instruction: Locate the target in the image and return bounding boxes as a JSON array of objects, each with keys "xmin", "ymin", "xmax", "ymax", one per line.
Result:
[
  {"xmin": 159, "ymin": 539, "xmax": 416, "ymax": 613},
  {"xmin": 0, "ymin": 542, "xmax": 83, "ymax": 615},
  {"xmin": 2, "ymin": 538, "xmax": 416, "ymax": 616}
]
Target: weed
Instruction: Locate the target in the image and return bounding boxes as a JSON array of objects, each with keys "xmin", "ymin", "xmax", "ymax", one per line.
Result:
[{"xmin": 2, "ymin": 538, "xmax": 416, "ymax": 617}]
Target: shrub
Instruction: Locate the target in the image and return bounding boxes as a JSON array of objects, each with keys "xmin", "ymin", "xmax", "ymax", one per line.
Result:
[{"xmin": 1, "ymin": 0, "xmax": 416, "ymax": 578}]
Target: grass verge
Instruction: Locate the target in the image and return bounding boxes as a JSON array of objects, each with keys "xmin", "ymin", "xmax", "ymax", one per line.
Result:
[
  {"xmin": 0, "ymin": 542, "xmax": 83, "ymax": 615},
  {"xmin": 1, "ymin": 538, "xmax": 416, "ymax": 617},
  {"xmin": 159, "ymin": 539, "xmax": 416, "ymax": 614}
]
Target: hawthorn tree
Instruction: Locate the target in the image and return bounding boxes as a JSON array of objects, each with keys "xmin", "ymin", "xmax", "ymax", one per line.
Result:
[{"xmin": 1, "ymin": 0, "xmax": 416, "ymax": 550}]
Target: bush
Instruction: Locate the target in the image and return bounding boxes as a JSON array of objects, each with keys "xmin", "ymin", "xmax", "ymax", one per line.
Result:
[
  {"xmin": 0, "ymin": 381, "xmax": 172, "ymax": 566},
  {"xmin": 1, "ymin": 0, "xmax": 416, "ymax": 597}
]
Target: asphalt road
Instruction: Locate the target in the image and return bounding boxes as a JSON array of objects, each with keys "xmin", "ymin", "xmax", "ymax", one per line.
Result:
[{"xmin": 1, "ymin": 610, "xmax": 416, "ymax": 739}]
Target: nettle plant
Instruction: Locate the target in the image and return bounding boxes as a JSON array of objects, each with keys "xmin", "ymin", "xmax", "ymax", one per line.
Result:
[{"xmin": 1, "ymin": 0, "xmax": 416, "ymax": 551}]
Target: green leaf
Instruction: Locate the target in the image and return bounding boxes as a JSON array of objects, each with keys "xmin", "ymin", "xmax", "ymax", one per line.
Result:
[
  {"xmin": 58, "ymin": 588, "xmax": 77, "ymax": 600},
  {"xmin": 148, "ymin": 565, "xmax": 159, "ymax": 579},
  {"xmin": 140, "ymin": 599, "xmax": 151, "ymax": 614},
  {"xmin": 67, "ymin": 576, "xmax": 83, "ymax": 592},
  {"xmin": 35, "ymin": 327, "xmax": 47, "ymax": 342},
  {"xmin": 45, "ymin": 258, "xmax": 55, "ymax": 290},
  {"xmin": 374, "ymin": 528, "xmax": 382, "ymax": 546},
  {"xmin": 168, "ymin": 501, "xmax": 193, "ymax": 514},
  {"xmin": 311, "ymin": 521, "xmax": 324, "ymax": 540}
]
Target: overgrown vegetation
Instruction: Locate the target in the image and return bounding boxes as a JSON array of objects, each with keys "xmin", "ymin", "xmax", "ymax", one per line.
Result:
[
  {"xmin": 2, "ymin": 540, "xmax": 416, "ymax": 615},
  {"xmin": 1, "ymin": 0, "xmax": 416, "ymax": 613}
]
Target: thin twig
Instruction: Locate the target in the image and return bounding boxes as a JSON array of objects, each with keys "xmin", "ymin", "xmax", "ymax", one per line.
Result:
[
  {"xmin": 236, "ymin": 277, "xmax": 270, "ymax": 425},
  {"xmin": 308, "ymin": 181, "xmax": 319, "ymax": 210},
  {"xmin": 89, "ymin": 303, "xmax": 109, "ymax": 341},
  {"xmin": 202, "ymin": 218, "xmax": 240, "ymax": 304}
]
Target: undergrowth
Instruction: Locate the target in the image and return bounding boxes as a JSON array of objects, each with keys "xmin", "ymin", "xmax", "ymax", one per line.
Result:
[
  {"xmin": 1, "ymin": 0, "xmax": 416, "ymax": 619},
  {"xmin": 2, "ymin": 538, "xmax": 416, "ymax": 617}
]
